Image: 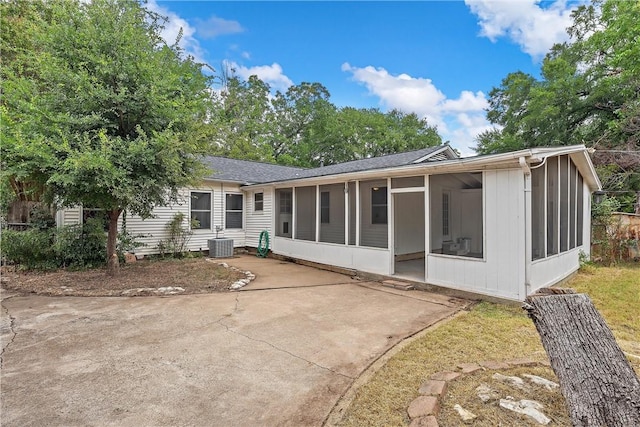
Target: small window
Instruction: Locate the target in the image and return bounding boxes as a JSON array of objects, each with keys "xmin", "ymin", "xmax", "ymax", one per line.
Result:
[
  {"xmin": 320, "ymin": 191, "xmax": 330, "ymax": 223},
  {"xmin": 371, "ymin": 187, "xmax": 387, "ymax": 224},
  {"xmin": 254, "ymin": 192, "xmax": 264, "ymax": 212},
  {"xmin": 225, "ymin": 194, "xmax": 243, "ymax": 229},
  {"xmin": 190, "ymin": 192, "xmax": 211, "ymax": 229}
]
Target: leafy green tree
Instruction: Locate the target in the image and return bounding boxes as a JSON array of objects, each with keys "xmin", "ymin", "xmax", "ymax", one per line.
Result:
[
  {"xmin": 297, "ymin": 107, "xmax": 442, "ymax": 167},
  {"xmin": 476, "ymin": 0, "xmax": 640, "ymax": 212},
  {"xmin": 1, "ymin": 0, "xmax": 214, "ymax": 274},
  {"xmin": 210, "ymin": 75, "xmax": 275, "ymax": 162}
]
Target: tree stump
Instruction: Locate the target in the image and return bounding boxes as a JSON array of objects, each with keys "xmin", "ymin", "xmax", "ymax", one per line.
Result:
[{"xmin": 524, "ymin": 289, "xmax": 640, "ymax": 426}]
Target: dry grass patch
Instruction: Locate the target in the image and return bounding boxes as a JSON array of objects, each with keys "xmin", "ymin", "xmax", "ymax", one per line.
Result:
[
  {"xmin": 570, "ymin": 263, "xmax": 640, "ymax": 358},
  {"xmin": 339, "ymin": 302, "xmax": 548, "ymax": 426},
  {"xmin": 439, "ymin": 366, "xmax": 569, "ymax": 426},
  {"xmin": 1, "ymin": 258, "xmax": 246, "ymax": 296},
  {"xmin": 339, "ymin": 263, "xmax": 640, "ymax": 427}
]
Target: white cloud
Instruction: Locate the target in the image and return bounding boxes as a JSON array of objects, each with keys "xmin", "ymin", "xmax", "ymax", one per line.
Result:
[
  {"xmin": 195, "ymin": 16, "xmax": 244, "ymax": 39},
  {"xmin": 145, "ymin": 0, "xmax": 205, "ymax": 63},
  {"xmin": 342, "ymin": 63, "xmax": 490, "ymax": 156},
  {"xmin": 465, "ymin": 0, "xmax": 583, "ymax": 59},
  {"xmin": 226, "ymin": 61, "xmax": 294, "ymax": 92}
]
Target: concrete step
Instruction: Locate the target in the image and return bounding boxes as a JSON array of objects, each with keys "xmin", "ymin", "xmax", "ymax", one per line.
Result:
[{"xmin": 382, "ymin": 280, "xmax": 415, "ymax": 291}]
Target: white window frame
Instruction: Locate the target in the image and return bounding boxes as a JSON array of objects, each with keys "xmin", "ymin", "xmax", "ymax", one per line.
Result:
[
  {"xmin": 190, "ymin": 191, "xmax": 213, "ymax": 230},
  {"xmin": 254, "ymin": 192, "xmax": 264, "ymax": 213},
  {"xmin": 225, "ymin": 193, "xmax": 244, "ymax": 230}
]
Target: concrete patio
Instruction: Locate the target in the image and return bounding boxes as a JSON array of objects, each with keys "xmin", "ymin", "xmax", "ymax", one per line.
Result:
[{"xmin": 1, "ymin": 256, "xmax": 467, "ymax": 426}]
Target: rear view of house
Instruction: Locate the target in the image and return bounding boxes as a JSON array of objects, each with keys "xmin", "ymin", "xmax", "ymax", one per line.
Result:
[{"xmin": 58, "ymin": 144, "xmax": 601, "ymax": 301}]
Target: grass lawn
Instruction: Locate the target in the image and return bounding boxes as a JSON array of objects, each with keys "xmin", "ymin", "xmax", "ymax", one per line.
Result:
[{"xmin": 339, "ymin": 263, "xmax": 640, "ymax": 426}]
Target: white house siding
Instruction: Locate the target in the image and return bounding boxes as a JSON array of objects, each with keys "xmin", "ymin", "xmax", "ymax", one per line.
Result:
[
  {"xmin": 272, "ymin": 237, "xmax": 391, "ymax": 275},
  {"xmin": 58, "ymin": 206, "xmax": 82, "ymax": 227},
  {"xmin": 192, "ymin": 182, "xmax": 246, "ymax": 250},
  {"xmin": 530, "ymin": 250, "xmax": 580, "ymax": 291},
  {"xmin": 57, "ymin": 181, "xmax": 249, "ymax": 256},
  {"xmin": 427, "ymin": 169, "xmax": 526, "ymax": 300},
  {"xmin": 245, "ymin": 187, "xmax": 274, "ymax": 248}
]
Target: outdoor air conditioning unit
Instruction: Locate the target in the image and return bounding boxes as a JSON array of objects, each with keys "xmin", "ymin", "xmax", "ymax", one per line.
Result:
[{"xmin": 208, "ymin": 238, "xmax": 234, "ymax": 258}]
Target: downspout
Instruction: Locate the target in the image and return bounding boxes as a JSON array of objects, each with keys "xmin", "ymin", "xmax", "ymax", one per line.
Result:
[{"xmin": 519, "ymin": 157, "xmax": 532, "ymax": 298}]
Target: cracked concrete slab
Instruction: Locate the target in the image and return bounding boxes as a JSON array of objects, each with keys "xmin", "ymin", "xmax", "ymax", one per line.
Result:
[{"xmin": 1, "ymin": 260, "xmax": 465, "ymax": 426}]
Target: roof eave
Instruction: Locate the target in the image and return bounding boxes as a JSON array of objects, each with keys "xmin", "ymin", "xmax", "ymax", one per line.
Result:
[{"xmin": 239, "ymin": 145, "xmax": 600, "ymax": 192}]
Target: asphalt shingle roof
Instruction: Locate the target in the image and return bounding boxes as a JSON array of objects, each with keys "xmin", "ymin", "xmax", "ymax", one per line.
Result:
[
  {"xmin": 293, "ymin": 146, "xmax": 445, "ymax": 179},
  {"xmin": 203, "ymin": 157, "xmax": 305, "ymax": 184},
  {"xmin": 204, "ymin": 145, "xmax": 450, "ymax": 185}
]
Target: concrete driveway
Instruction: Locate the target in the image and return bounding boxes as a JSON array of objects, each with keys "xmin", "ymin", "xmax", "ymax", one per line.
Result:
[{"xmin": 1, "ymin": 256, "xmax": 466, "ymax": 426}]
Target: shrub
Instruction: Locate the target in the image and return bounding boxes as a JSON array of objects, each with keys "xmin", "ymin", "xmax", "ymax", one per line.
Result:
[
  {"xmin": 29, "ymin": 205, "xmax": 56, "ymax": 230},
  {"xmin": 1, "ymin": 228, "xmax": 57, "ymax": 270},
  {"xmin": 157, "ymin": 212, "xmax": 194, "ymax": 258},
  {"xmin": 54, "ymin": 218, "xmax": 106, "ymax": 269}
]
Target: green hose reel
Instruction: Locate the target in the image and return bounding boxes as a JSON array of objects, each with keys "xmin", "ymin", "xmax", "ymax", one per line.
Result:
[{"xmin": 257, "ymin": 230, "xmax": 269, "ymax": 258}]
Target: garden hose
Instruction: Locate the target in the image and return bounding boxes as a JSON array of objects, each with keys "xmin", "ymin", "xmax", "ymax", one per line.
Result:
[{"xmin": 257, "ymin": 230, "xmax": 269, "ymax": 258}]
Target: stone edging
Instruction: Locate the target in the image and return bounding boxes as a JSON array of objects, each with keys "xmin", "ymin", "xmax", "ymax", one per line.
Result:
[
  {"xmin": 407, "ymin": 358, "xmax": 551, "ymax": 427},
  {"xmin": 205, "ymin": 258, "xmax": 256, "ymax": 290}
]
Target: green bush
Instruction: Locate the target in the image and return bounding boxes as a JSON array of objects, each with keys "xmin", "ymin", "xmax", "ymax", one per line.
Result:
[
  {"xmin": 1, "ymin": 228, "xmax": 57, "ymax": 270},
  {"xmin": 29, "ymin": 205, "xmax": 56, "ymax": 230},
  {"xmin": 157, "ymin": 212, "xmax": 194, "ymax": 258},
  {"xmin": 54, "ymin": 218, "xmax": 106, "ymax": 269}
]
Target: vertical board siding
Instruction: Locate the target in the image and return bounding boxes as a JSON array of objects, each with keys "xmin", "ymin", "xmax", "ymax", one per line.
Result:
[
  {"xmin": 272, "ymin": 237, "xmax": 390, "ymax": 275},
  {"xmin": 530, "ymin": 250, "xmax": 580, "ymax": 291},
  {"xmin": 427, "ymin": 169, "xmax": 526, "ymax": 300}
]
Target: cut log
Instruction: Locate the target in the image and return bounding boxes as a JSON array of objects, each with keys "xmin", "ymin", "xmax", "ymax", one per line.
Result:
[{"xmin": 524, "ymin": 290, "xmax": 640, "ymax": 426}]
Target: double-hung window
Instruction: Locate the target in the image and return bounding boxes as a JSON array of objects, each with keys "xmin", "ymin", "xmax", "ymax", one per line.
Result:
[
  {"xmin": 190, "ymin": 192, "xmax": 211, "ymax": 229},
  {"xmin": 254, "ymin": 192, "xmax": 264, "ymax": 212},
  {"xmin": 226, "ymin": 194, "xmax": 243, "ymax": 229}
]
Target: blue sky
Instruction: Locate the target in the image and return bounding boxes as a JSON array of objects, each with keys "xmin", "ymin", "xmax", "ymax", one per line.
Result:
[{"xmin": 150, "ymin": 0, "xmax": 585, "ymax": 156}]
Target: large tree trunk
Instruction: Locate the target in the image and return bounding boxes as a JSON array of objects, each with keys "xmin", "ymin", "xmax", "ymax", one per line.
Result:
[
  {"xmin": 106, "ymin": 209, "xmax": 123, "ymax": 276},
  {"xmin": 524, "ymin": 289, "xmax": 640, "ymax": 426}
]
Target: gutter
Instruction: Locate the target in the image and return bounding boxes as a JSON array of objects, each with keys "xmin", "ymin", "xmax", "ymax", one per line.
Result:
[{"xmin": 519, "ymin": 156, "xmax": 532, "ymax": 297}]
